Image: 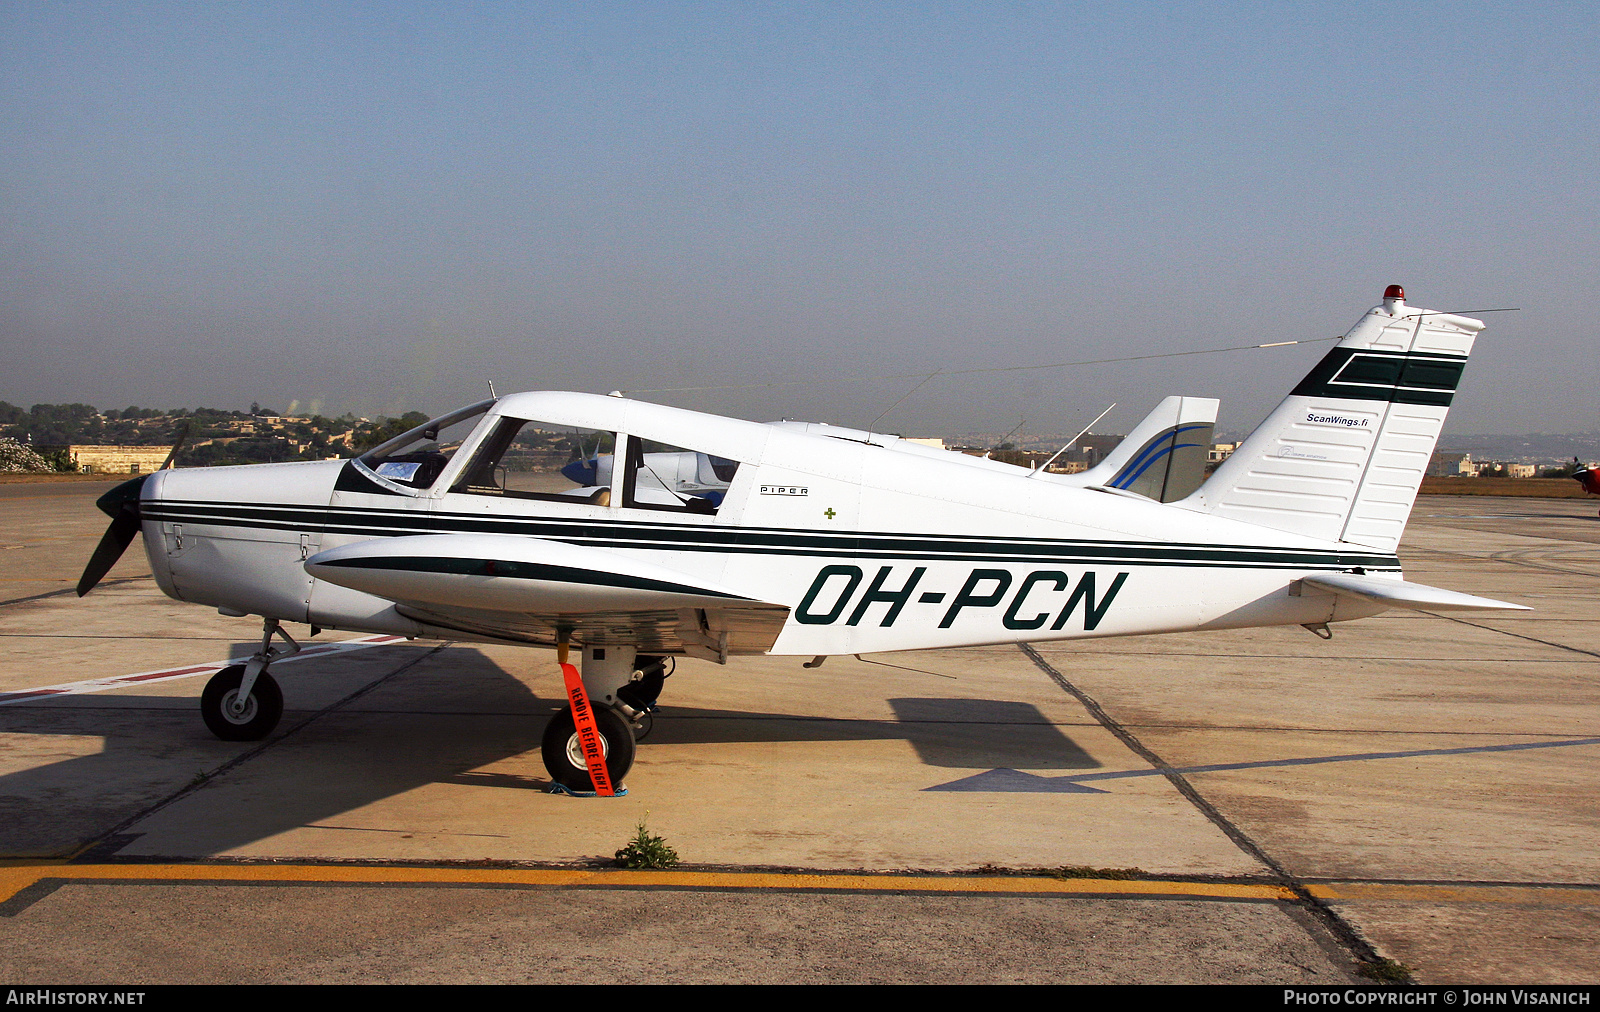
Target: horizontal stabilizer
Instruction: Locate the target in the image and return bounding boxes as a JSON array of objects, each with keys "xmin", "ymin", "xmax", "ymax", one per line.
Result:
[{"xmin": 1300, "ymin": 573, "xmax": 1529, "ymax": 612}]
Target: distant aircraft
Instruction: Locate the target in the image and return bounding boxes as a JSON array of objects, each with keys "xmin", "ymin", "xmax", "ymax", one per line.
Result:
[
  {"xmin": 77, "ymin": 285, "xmax": 1525, "ymax": 795},
  {"xmin": 1571, "ymin": 459, "xmax": 1600, "ymax": 496},
  {"xmin": 1570, "ymin": 458, "xmax": 1600, "ymax": 517}
]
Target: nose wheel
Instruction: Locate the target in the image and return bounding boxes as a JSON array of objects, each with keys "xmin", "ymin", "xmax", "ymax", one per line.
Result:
[
  {"xmin": 201, "ymin": 664, "xmax": 284, "ymax": 740},
  {"xmin": 200, "ymin": 618, "xmax": 297, "ymax": 741}
]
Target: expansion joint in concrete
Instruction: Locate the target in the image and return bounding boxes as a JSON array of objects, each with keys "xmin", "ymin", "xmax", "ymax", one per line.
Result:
[
  {"xmin": 1017, "ymin": 642, "xmax": 1395, "ymax": 978},
  {"xmin": 1430, "ymin": 612, "xmax": 1600, "ymax": 660}
]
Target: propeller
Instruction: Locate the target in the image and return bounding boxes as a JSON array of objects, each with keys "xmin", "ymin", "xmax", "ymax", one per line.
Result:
[
  {"xmin": 76, "ymin": 421, "xmax": 188, "ymax": 597},
  {"xmin": 76, "ymin": 475, "xmax": 149, "ymax": 596}
]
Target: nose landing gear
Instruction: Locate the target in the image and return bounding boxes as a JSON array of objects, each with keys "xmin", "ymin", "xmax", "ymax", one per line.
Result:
[{"xmin": 201, "ymin": 618, "xmax": 298, "ymax": 741}]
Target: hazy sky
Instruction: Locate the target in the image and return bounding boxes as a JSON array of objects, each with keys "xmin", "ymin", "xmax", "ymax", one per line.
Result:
[{"xmin": 2, "ymin": 2, "xmax": 1596, "ymax": 437}]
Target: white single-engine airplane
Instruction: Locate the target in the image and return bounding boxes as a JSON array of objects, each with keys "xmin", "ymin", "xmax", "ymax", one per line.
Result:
[{"xmin": 78, "ymin": 286, "xmax": 1525, "ymax": 793}]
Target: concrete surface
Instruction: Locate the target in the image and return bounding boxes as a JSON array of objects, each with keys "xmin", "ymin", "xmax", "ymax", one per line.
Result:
[{"xmin": 0, "ymin": 481, "xmax": 1595, "ymax": 984}]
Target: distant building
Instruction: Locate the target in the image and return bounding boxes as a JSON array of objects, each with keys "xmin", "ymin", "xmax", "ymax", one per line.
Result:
[
  {"xmin": 69, "ymin": 445, "xmax": 170, "ymax": 474},
  {"xmin": 1075, "ymin": 433, "xmax": 1123, "ymax": 469},
  {"xmin": 1474, "ymin": 460, "xmax": 1538, "ymax": 478},
  {"xmin": 1208, "ymin": 442, "xmax": 1239, "ymax": 464},
  {"xmin": 1428, "ymin": 450, "xmax": 1470, "ymax": 476}
]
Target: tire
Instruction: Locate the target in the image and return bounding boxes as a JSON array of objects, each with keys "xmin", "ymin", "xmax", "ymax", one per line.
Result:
[
  {"xmin": 201, "ymin": 664, "xmax": 284, "ymax": 741},
  {"xmin": 541, "ymin": 704, "xmax": 635, "ymax": 793}
]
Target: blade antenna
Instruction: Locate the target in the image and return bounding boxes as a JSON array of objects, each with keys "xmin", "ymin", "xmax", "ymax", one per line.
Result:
[{"xmin": 1031, "ymin": 403, "xmax": 1116, "ymax": 479}]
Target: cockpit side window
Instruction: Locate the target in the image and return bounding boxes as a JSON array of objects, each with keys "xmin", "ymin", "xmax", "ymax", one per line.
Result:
[
  {"xmin": 355, "ymin": 401, "xmax": 492, "ymax": 492},
  {"xmin": 451, "ymin": 418, "xmax": 619, "ymax": 505},
  {"xmin": 620, "ymin": 437, "xmax": 740, "ymax": 515}
]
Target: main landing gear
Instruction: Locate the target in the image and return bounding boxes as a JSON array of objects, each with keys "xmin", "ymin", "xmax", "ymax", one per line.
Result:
[
  {"xmin": 201, "ymin": 618, "xmax": 298, "ymax": 741},
  {"xmin": 541, "ymin": 646, "xmax": 671, "ymax": 794}
]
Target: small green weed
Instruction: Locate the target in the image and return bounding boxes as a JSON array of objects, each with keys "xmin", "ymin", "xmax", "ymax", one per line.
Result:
[
  {"xmin": 1052, "ymin": 865, "xmax": 1146, "ymax": 880},
  {"xmin": 1356, "ymin": 958, "xmax": 1412, "ymax": 984},
  {"xmin": 614, "ymin": 818, "xmax": 680, "ymax": 869}
]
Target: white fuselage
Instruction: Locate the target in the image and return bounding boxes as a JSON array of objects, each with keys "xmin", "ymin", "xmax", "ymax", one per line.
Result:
[{"xmin": 136, "ymin": 391, "xmax": 1394, "ymax": 658}]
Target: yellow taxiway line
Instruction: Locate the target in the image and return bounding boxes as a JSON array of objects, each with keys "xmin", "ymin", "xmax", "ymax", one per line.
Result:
[
  {"xmin": 0, "ymin": 862, "xmax": 1295, "ymax": 906},
  {"xmin": 7, "ymin": 864, "xmax": 1589, "ymax": 909}
]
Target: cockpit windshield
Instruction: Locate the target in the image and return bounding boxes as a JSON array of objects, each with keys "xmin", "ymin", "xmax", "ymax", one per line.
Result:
[{"xmin": 355, "ymin": 399, "xmax": 493, "ymax": 491}]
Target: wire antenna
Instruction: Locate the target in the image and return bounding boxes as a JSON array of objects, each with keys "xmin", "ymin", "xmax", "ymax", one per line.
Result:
[
  {"xmin": 1031, "ymin": 403, "xmax": 1116, "ymax": 479},
  {"xmin": 620, "ymin": 336, "xmax": 1341, "ymax": 396},
  {"xmin": 984, "ymin": 417, "xmax": 1029, "ymax": 459},
  {"xmin": 867, "ymin": 370, "xmax": 942, "ymax": 436}
]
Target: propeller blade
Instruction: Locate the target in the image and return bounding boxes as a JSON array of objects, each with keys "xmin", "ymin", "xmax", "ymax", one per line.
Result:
[
  {"xmin": 79, "ymin": 474, "xmax": 152, "ymax": 597},
  {"xmin": 160, "ymin": 421, "xmax": 190, "ymax": 470},
  {"xmin": 77, "ymin": 510, "xmax": 142, "ymax": 597}
]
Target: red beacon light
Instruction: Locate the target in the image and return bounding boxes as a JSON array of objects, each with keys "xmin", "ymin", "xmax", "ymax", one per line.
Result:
[{"xmin": 1383, "ymin": 284, "xmax": 1405, "ymax": 301}]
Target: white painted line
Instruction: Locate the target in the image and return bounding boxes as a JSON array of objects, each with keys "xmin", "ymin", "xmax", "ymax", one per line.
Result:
[{"xmin": 0, "ymin": 634, "xmax": 410, "ymax": 705}]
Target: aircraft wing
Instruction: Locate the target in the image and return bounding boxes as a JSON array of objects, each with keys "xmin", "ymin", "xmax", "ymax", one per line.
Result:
[
  {"xmin": 1299, "ymin": 572, "xmax": 1529, "ymax": 612},
  {"xmin": 306, "ymin": 534, "xmax": 790, "ymax": 660}
]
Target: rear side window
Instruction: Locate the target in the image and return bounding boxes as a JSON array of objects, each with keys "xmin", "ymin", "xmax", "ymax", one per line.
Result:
[{"xmin": 621, "ymin": 438, "xmax": 739, "ymax": 514}]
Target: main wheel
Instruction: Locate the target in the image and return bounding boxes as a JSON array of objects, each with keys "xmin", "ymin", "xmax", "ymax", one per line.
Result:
[
  {"xmin": 201, "ymin": 664, "xmax": 284, "ymax": 741},
  {"xmin": 541, "ymin": 704, "xmax": 635, "ymax": 793}
]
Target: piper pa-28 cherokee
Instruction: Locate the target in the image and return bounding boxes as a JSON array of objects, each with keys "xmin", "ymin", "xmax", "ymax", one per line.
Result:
[{"xmin": 78, "ymin": 285, "xmax": 1525, "ymax": 795}]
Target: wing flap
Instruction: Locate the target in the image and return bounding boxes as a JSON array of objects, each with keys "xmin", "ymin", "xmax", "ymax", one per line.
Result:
[{"xmin": 394, "ymin": 602, "xmax": 789, "ymax": 657}]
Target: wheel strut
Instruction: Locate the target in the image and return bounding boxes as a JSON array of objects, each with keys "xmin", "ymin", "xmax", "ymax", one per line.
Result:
[
  {"xmin": 202, "ymin": 617, "xmax": 296, "ymax": 741},
  {"xmin": 232, "ymin": 618, "xmax": 299, "ymax": 716},
  {"xmin": 543, "ymin": 637, "xmax": 632, "ymax": 797}
]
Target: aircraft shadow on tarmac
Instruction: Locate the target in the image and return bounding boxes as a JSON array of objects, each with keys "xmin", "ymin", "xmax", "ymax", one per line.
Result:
[
  {"xmin": 0, "ymin": 645, "xmax": 1099, "ymax": 859},
  {"xmin": 635, "ymin": 697, "xmax": 1099, "ymax": 770}
]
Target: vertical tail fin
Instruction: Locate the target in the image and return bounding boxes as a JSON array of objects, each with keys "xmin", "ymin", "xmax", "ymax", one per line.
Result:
[{"xmin": 1183, "ymin": 286, "xmax": 1484, "ymax": 552}]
